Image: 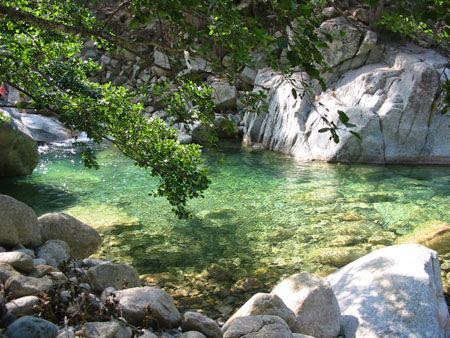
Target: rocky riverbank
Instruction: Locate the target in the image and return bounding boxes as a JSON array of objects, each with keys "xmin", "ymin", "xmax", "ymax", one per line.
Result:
[{"xmin": 0, "ymin": 193, "xmax": 449, "ymax": 337}]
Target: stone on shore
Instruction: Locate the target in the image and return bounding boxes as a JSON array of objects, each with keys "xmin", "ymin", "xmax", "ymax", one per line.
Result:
[
  {"xmin": 37, "ymin": 240, "xmax": 71, "ymax": 268},
  {"xmin": 0, "ymin": 263, "xmax": 21, "ymax": 283},
  {"xmin": 6, "ymin": 316, "xmax": 58, "ymax": 338},
  {"xmin": 114, "ymin": 286, "xmax": 181, "ymax": 328},
  {"xmin": 272, "ymin": 272, "xmax": 341, "ymax": 338},
  {"xmin": 327, "ymin": 244, "xmax": 450, "ymax": 338},
  {"xmin": 39, "ymin": 212, "xmax": 102, "ymax": 259},
  {"xmin": 83, "ymin": 321, "xmax": 132, "ymax": 338},
  {"xmin": 6, "ymin": 295, "xmax": 40, "ymax": 317},
  {"xmin": 223, "ymin": 315, "xmax": 293, "ymax": 338},
  {"xmin": 0, "ymin": 194, "xmax": 42, "ymax": 247},
  {"xmin": 5, "ymin": 275, "xmax": 53, "ymax": 298},
  {"xmin": 0, "ymin": 252, "xmax": 34, "ymax": 273},
  {"xmin": 223, "ymin": 293, "xmax": 296, "ymax": 332},
  {"xmin": 87, "ymin": 263, "xmax": 140, "ymax": 292},
  {"xmin": 181, "ymin": 311, "xmax": 222, "ymax": 338},
  {"xmin": 0, "ymin": 113, "xmax": 39, "ymax": 177}
]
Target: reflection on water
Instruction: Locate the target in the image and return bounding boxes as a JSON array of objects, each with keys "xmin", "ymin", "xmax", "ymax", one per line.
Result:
[{"xmin": 1, "ymin": 142, "xmax": 449, "ymax": 314}]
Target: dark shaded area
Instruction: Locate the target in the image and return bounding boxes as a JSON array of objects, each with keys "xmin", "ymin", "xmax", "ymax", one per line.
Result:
[{"xmin": 0, "ymin": 179, "xmax": 79, "ymax": 215}]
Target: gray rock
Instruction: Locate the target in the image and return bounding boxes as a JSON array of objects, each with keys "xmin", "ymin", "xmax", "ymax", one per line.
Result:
[
  {"xmin": 184, "ymin": 52, "xmax": 211, "ymax": 73},
  {"xmin": 28, "ymin": 264, "xmax": 56, "ymax": 278},
  {"xmin": 20, "ymin": 113, "xmax": 72, "ymax": 143},
  {"xmin": 0, "ymin": 263, "xmax": 21, "ymax": 283},
  {"xmin": 13, "ymin": 246, "xmax": 35, "ymax": 258},
  {"xmin": 0, "ymin": 247, "xmax": 6, "ymax": 253},
  {"xmin": 0, "ymin": 110, "xmax": 39, "ymax": 177},
  {"xmin": 223, "ymin": 293, "xmax": 296, "ymax": 332},
  {"xmin": 240, "ymin": 67, "xmax": 257, "ymax": 85},
  {"xmin": 243, "ymin": 42, "xmax": 450, "ymax": 164},
  {"xmin": 211, "ymin": 82, "xmax": 237, "ymax": 111},
  {"xmin": 181, "ymin": 332, "xmax": 207, "ymax": 338},
  {"xmin": 114, "ymin": 286, "xmax": 181, "ymax": 328},
  {"xmin": 0, "ymin": 194, "xmax": 42, "ymax": 247},
  {"xmin": 292, "ymin": 335, "xmax": 315, "ymax": 338},
  {"xmin": 37, "ymin": 240, "xmax": 70, "ymax": 268},
  {"xmin": 6, "ymin": 316, "xmax": 58, "ymax": 338},
  {"xmin": 0, "ymin": 252, "xmax": 34, "ymax": 273},
  {"xmin": 327, "ymin": 244, "xmax": 450, "ymax": 338},
  {"xmin": 137, "ymin": 330, "xmax": 159, "ymax": 338},
  {"xmin": 38, "ymin": 213, "xmax": 102, "ymax": 259},
  {"xmin": 223, "ymin": 315, "xmax": 293, "ymax": 338},
  {"xmin": 6, "ymin": 295, "xmax": 40, "ymax": 317},
  {"xmin": 5, "ymin": 275, "xmax": 53, "ymax": 298},
  {"xmin": 181, "ymin": 311, "xmax": 222, "ymax": 338},
  {"xmin": 33, "ymin": 258, "xmax": 47, "ymax": 266},
  {"xmin": 154, "ymin": 50, "xmax": 171, "ymax": 70},
  {"xmin": 83, "ymin": 321, "xmax": 132, "ymax": 338},
  {"xmin": 272, "ymin": 272, "xmax": 341, "ymax": 338},
  {"xmin": 87, "ymin": 263, "xmax": 140, "ymax": 292}
]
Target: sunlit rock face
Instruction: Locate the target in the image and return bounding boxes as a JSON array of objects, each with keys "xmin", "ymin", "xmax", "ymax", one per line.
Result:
[{"xmin": 243, "ymin": 18, "xmax": 450, "ymax": 164}]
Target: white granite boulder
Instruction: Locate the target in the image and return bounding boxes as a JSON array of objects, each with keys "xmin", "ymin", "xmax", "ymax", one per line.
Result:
[
  {"xmin": 327, "ymin": 244, "xmax": 450, "ymax": 338},
  {"xmin": 272, "ymin": 272, "xmax": 341, "ymax": 338}
]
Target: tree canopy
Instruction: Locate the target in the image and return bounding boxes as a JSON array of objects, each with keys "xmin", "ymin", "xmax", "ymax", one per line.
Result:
[{"xmin": 0, "ymin": 0, "xmax": 448, "ymax": 217}]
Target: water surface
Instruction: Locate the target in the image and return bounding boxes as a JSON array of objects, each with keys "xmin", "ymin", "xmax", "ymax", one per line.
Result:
[{"xmin": 1, "ymin": 142, "xmax": 449, "ymax": 314}]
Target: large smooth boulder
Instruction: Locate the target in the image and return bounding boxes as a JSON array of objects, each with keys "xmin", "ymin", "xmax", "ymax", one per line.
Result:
[
  {"xmin": 6, "ymin": 316, "xmax": 58, "ymax": 338},
  {"xmin": 0, "ymin": 194, "xmax": 42, "ymax": 247},
  {"xmin": 37, "ymin": 240, "xmax": 70, "ymax": 267},
  {"xmin": 272, "ymin": 272, "xmax": 341, "ymax": 338},
  {"xmin": 0, "ymin": 252, "xmax": 34, "ymax": 273},
  {"xmin": 20, "ymin": 113, "xmax": 72, "ymax": 143},
  {"xmin": 327, "ymin": 244, "xmax": 450, "ymax": 338},
  {"xmin": 114, "ymin": 286, "xmax": 181, "ymax": 328},
  {"xmin": 83, "ymin": 321, "xmax": 132, "ymax": 338},
  {"xmin": 0, "ymin": 110, "xmax": 39, "ymax": 176},
  {"xmin": 39, "ymin": 213, "xmax": 102, "ymax": 259},
  {"xmin": 243, "ymin": 25, "xmax": 450, "ymax": 164},
  {"xmin": 181, "ymin": 311, "xmax": 222, "ymax": 338},
  {"xmin": 5, "ymin": 275, "xmax": 54, "ymax": 298},
  {"xmin": 223, "ymin": 293, "xmax": 296, "ymax": 332},
  {"xmin": 223, "ymin": 315, "xmax": 293, "ymax": 338},
  {"xmin": 87, "ymin": 263, "xmax": 140, "ymax": 292}
]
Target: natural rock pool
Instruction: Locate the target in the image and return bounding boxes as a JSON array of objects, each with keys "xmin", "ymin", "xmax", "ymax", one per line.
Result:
[{"xmin": 1, "ymin": 142, "xmax": 449, "ymax": 316}]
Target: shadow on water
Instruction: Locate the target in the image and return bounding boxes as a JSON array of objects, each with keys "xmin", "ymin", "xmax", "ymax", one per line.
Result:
[{"xmin": 0, "ymin": 178, "xmax": 79, "ymax": 215}]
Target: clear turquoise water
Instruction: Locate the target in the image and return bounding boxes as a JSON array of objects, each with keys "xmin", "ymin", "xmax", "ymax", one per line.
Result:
[{"xmin": 1, "ymin": 142, "xmax": 449, "ymax": 312}]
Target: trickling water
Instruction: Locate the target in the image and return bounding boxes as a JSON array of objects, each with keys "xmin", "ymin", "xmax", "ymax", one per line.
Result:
[{"xmin": 1, "ymin": 142, "xmax": 449, "ymax": 314}]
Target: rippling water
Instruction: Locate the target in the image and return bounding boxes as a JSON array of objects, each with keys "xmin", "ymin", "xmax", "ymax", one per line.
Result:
[{"xmin": 1, "ymin": 142, "xmax": 449, "ymax": 313}]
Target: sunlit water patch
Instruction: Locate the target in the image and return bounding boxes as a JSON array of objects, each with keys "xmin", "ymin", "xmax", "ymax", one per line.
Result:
[{"xmin": 1, "ymin": 142, "xmax": 449, "ymax": 316}]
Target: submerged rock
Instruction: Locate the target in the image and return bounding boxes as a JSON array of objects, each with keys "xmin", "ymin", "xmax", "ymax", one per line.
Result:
[
  {"xmin": 397, "ymin": 220, "xmax": 450, "ymax": 255},
  {"xmin": 38, "ymin": 212, "xmax": 102, "ymax": 259},
  {"xmin": 114, "ymin": 286, "xmax": 181, "ymax": 328},
  {"xmin": 327, "ymin": 244, "xmax": 450, "ymax": 338},
  {"xmin": 0, "ymin": 194, "xmax": 42, "ymax": 247},
  {"xmin": 272, "ymin": 272, "xmax": 341, "ymax": 338},
  {"xmin": 223, "ymin": 315, "xmax": 293, "ymax": 338}
]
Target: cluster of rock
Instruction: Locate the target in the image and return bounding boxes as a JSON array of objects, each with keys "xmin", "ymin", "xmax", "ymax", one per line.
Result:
[{"xmin": 0, "ymin": 193, "xmax": 449, "ymax": 337}]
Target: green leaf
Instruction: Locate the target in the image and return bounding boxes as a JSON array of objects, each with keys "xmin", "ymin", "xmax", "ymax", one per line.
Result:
[{"xmin": 338, "ymin": 110, "xmax": 350, "ymax": 124}]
